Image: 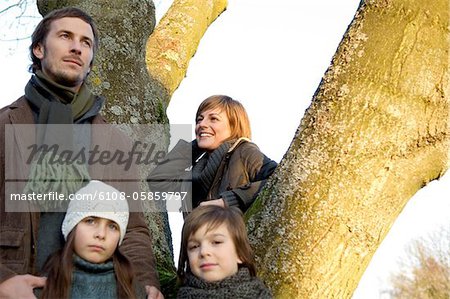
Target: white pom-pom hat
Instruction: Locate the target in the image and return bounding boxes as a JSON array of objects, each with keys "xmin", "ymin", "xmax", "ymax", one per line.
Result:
[{"xmin": 62, "ymin": 180, "xmax": 129, "ymax": 245}]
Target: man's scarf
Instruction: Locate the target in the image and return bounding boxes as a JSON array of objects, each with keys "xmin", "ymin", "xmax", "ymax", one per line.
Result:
[
  {"xmin": 26, "ymin": 70, "xmax": 96, "ymax": 124},
  {"xmin": 22, "ymin": 71, "xmax": 96, "ymax": 210}
]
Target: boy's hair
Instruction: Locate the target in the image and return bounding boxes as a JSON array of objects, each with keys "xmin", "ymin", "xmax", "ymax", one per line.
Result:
[
  {"xmin": 40, "ymin": 229, "xmax": 137, "ymax": 299},
  {"xmin": 29, "ymin": 6, "xmax": 99, "ymax": 73},
  {"xmin": 177, "ymin": 205, "xmax": 257, "ymax": 282},
  {"xmin": 196, "ymin": 95, "xmax": 252, "ymax": 140}
]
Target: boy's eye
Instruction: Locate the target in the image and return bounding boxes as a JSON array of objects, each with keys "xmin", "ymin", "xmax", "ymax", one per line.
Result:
[{"xmin": 187, "ymin": 243, "xmax": 199, "ymax": 251}]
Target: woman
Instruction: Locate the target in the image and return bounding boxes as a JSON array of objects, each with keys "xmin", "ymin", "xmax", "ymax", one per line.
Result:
[{"xmin": 148, "ymin": 95, "xmax": 277, "ymax": 214}]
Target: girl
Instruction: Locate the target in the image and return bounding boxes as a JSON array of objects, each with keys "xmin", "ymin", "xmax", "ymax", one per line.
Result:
[
  {"xmin": 148, "ymin": 95, "xmax": 277, "ymax": 215},
  {"xmin": 38, "ymin": 180, "xmax": 146, "ymax": 299},
  {"xmin": 177, "ymin": 205, "xmax": 272, "ymax": 298}
]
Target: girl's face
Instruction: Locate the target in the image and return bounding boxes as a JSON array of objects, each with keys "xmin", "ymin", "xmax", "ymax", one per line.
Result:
[
  {"xmin": 195, "ymin": 108, "xmax": 232, "ymax": 152},
  {"xmin": 187, "ymin": 223, "xmax": 242, "ymax": 282},
  {"xmin": 74, "ymin": 216, "xmax": 120, "ymax": 264}
]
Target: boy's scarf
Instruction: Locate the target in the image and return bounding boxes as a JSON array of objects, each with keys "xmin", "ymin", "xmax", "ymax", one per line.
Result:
[
  {"xmin": 177, "ymin": 267, "xmax": 273, "ymax": 299},
  {"xmin": 22, "ymin": 71, "xmax": 95, "ymax": 210}
]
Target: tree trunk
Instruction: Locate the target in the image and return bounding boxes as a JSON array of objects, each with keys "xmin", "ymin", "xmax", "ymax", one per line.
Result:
[
  {"xmin": 36, "ymin": 0, "xmax": 170, "ymax": 123},
  {"xmin": 36, "ymin": 0, "xmax": 227, "ymax": 296},
  {"xmin": 246, "ymin": 0, "xmax": 449, "ymax": 298}
]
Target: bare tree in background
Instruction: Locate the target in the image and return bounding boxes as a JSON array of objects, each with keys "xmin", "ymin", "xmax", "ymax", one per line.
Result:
[
  {"xmin": 0, "ymin": 0, "xmax": 40, "ymax": 42},
  {"xmin": 388, "ymin": 227, "xmax": 450, "ymax": 299},
  {"xmin": 0, "ymin": 0, "xmax": 28, "ymax": 15}
]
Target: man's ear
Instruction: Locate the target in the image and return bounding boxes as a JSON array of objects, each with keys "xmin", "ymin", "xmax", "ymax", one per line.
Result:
[{"xmin": 33, "ymin": 44, "xmax": 44, "ymax": 59}]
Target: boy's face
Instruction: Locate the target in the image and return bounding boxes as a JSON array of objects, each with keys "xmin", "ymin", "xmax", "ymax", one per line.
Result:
[
  {"xmin": 33, "ymin": 17, "xmax": 94, "ymax": 92},
  {"xmin": 74, "ymin": 216, "xmax": 120, "ymax": 264},
  {"xmin": 187, "ymin": 223, "xmax": 242, "ymax": 282}
]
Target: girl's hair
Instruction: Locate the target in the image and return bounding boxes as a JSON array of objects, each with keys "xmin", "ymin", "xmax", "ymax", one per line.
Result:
[
  {"xmin": 196, "ymin": 95, "xmax": 252, "ymax": 140},
  {"xmin": 39, "ymin": 230, "xmax": 75, "ymax": 299},
  {"xmin": 39, "ymin": 226, "xmax": 137, "ymax": 299},
  {"xmin": 177, "ymin": 205, "xmax": 256, "ymax": 282}
]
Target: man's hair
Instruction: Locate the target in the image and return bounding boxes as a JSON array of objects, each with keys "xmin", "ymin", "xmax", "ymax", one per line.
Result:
[
  {"xmin": 196, "ymin": 95, "xmax": 252, "ymax": 140},
  {"xmin": 177, "ymin": 205, "xmax": 257, "ymax": 282},
  {"xmin": 29, "ymin": 7, "xmax": 99, "ymax": 73}
]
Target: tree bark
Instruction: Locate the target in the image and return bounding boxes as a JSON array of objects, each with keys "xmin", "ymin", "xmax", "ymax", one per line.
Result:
[
  {"xmin": 146, "ymin": 0, "xmax": 228, "ymax": 99},
  {"xmin": 35, "ymin": 1, "xmax": 228, "ymax": 296},
  {"xmin": 37, "ymin": 0, "xmax": 166, "ymax": 124},
  {"xmin": 246, "ymin": 0, "xmax": 449, "ymax": 298},
  {"xmin": 36, "ymin": 0, "xmax": 175, "ymax": 291}
]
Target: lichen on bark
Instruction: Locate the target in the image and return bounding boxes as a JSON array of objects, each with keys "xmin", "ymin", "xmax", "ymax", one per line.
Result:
[
  {"xmin": 38, "ymin": 0, "xmax": 168, "ymax": 125},
  {"xmin": 247, "ymin": 0, "xmax": 449, "ymax": 297},
  {"xmin": 35, "ymin": 1, "xmax": 230, "ymax": 297},
  {"xmin": 36, "ymin": 0, "xmax": 175, "ymax": 294},
  {"xmin": 145, "ymin": 0, "xmax": 228, "ymax": 99}
]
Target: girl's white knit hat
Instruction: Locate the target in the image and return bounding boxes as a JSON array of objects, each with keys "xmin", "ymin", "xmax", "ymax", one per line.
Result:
[{"xmin": 62, "ymin": 180, "xmax": 129, "ymax": 245}]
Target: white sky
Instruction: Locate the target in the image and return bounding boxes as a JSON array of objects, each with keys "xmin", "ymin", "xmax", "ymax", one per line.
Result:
[{"xmin": 1, "ymin": 1, "xmax": 449, "ymax": 298}]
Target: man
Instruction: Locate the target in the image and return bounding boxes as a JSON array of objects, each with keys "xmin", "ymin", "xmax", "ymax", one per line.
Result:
[{"xmin": 0, "ymin": 7, "xmax": 163, "ymax": 299}]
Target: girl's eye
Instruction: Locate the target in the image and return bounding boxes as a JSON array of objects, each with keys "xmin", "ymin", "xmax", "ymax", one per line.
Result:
[
  {"xmin": 84, "ymin": 217, "xmax": 96, "ymax": 224},
  {"xmin": 212, "ymin": 240, "xmax": 223, "ymax": 245},
  {"xmin": 108, "ymin": 223, "xmax": 119, "ymax": 230},
  {"xmin": 196, "ymin": 117, "xmax": 203, "ymax": 124}
]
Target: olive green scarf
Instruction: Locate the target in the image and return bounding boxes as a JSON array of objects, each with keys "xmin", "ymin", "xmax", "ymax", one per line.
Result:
[
  {"xmin": 23, "ymin": 71, "xmax": 96, "ymax": 210},
  {"xmin": 26, "ymin": 70, "xmax": 96, "ymax": 123}
]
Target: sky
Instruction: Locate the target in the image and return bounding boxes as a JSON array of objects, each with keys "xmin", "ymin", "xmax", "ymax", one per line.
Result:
[{"xmin": 1, "ymin": 0, "xmax": 449, "ymax": 298}]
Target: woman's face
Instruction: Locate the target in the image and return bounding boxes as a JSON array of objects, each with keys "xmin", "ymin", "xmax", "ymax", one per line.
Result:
[{"xmin": 195, "ymin": 108, "xmax": 232, "ymax": 152}]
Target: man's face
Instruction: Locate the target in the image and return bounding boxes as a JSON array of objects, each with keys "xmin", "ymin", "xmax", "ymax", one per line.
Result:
[{"xmin": 33, "ymin": 17, "xmax": 94, "ymax": 92}]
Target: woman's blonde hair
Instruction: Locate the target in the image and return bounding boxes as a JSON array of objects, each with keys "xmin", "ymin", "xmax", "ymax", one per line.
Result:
[
  {"xmin": 196, "ymin": 95, "xmax": 252, "ymax": 140},
  {"xmin": 177, "ymin": 205, "xmax": 257, "ymax": 282}
]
